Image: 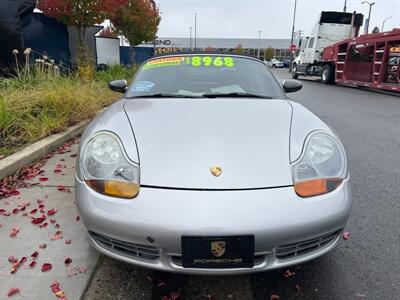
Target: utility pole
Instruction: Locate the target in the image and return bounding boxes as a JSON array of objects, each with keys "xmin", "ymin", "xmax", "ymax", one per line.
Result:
[
  {"xmin": 289, "ymin": 0, "xmax": 298, "ymax": 70},
  {"xmin": 258, "ymin": 30, "xmax": 262, "ymax": 59},
  {"xmin": 190, "ymin": 26, "xmax": 192, "ymax": 50},
  {"xmin": 382, "ymin": 16, "xmax": 392, "ymax": 32},
  {"xmin": 361, "ymin": 1, "xmax": 375, "ymax": 34},
  {"xmin": 194, "ymin": 13, "xmax": 197, "ymax": 51},
  {"xmin": 343, "ymin": 0, "xmax": 347, "ymax": 12}
]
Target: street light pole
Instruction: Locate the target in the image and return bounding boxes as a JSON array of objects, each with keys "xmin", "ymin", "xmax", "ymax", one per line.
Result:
[
  {"xmin": 190, "ymin": 26, "xmax": 192, "ymax": 51},
  {"xmin": 289, "ymin": 0, "xmax": 298, "ymax": 70},
  {"xmin": 194, "ymin": 13, "xmax": 197, "ymax": 51},
  {"xmin": 361, "ymin": 1, "xmax": 376, "ymax": 34},
  {"xmin": 343, "ymin": 0, "xmax": 347, "ymax": 12},
  {"xmin": 258, "ymin": 30, "xmax": 262, "ymax": 59},
  {"xmin": 381, "ymin": 16, "xmax": 392, "ymax": 32}
]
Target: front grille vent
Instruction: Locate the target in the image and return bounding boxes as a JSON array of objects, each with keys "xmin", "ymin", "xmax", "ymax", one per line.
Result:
[
  {"xmin": 90, "ymin": 231, "xmax": 160, "ymax": 260},
  {"xmin": 276, "ymin": 230, "xmax": 341, "ymax": 259}
]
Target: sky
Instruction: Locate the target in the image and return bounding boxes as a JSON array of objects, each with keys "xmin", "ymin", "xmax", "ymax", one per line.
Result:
[{"xmin": 155, "ymin": 0, "xmax": 400, "ymax": 39}]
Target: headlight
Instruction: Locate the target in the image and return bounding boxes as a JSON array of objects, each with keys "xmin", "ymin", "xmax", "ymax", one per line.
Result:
[
  {"xmin": 81, "ymin": 133, "xmax": 140, "ymax": 199},
  {"xmin": 292, "ymin": 132, "xmax": 347, "ymax": 197}
]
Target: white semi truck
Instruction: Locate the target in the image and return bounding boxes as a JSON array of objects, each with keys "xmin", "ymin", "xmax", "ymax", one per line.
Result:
[{"xmin": 292, "ymin": 11, "xmax": 364, "ymax": 82}]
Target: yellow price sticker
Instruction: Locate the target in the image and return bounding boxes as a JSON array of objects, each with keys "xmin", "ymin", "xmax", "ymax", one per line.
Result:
[{"xmin": 143, "ymin": 57, "xmax": 185, "ymax": 70}]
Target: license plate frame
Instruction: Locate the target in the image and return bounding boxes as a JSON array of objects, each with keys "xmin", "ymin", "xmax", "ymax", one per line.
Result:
[{"xmin": 181, "ymin": 235, "xmax": 255, "ymax": 269}]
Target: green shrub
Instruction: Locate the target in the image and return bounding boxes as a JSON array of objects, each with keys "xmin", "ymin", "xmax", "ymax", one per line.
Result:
[
  {"xmin": 0, "ymin": 61, "xmax": 137, "ymax": 155},
  {"xmin": 95, "ymin": 64, "xmax": 138, "ymax": 83}
]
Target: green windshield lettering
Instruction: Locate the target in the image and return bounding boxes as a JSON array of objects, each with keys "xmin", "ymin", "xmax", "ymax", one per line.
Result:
[{"xmin": 185, "ymin": 56, "xmax": 235, "ymax": 68}]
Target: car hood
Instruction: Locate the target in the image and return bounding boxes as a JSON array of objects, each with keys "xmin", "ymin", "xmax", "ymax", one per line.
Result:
[{"xmin": 124, "ymin": 98, "xmax": 293, "ymax": 189}]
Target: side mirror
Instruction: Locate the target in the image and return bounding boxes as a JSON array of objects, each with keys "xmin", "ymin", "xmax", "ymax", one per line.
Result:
[
  {"xmin": 282, "ymin": 79, "xmax": 303, "ymax": 93},
  {"xmin": 108, "ymin": 80, "xmax": 127, "ymax": 93}
]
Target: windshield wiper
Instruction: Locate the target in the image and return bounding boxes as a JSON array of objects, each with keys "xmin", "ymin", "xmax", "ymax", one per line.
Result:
[
  {"xmin": 202, "ymin": 92, "xmax": 273, "ymax": 99},
  {"xmin": 127, "ymin": 93, "xmax": 204, "ymax": 99}
]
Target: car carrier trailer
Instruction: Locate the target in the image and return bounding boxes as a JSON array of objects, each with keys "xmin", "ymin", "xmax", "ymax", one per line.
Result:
[
  {"xmin": 317, "ymin": 29, "xmax": 400, "ymax": 92},
  {"xmin": 292, "ymin": 11, "xmax": 400, "ymax": 93}
]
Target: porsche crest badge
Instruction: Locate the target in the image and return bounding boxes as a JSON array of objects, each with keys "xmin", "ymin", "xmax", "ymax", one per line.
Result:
[
  {"xmin": 211, "ymin": 241, "xmax": 226, "ymax": 257},
  {"xmin": 210, "ymin": 166, "xmax": 222, "ymax": 177}
]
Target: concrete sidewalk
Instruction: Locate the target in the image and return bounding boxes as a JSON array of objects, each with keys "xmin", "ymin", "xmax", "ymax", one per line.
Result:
[{"xmin": 0, "ymin": 141, "xmax": 99, "ymax": 299}]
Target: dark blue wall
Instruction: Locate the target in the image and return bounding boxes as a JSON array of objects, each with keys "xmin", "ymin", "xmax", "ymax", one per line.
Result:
[
  {"xmin": 21, "ymin": 13, "xmax": 70, "ymax": 69},
  {"xmin": 120, "ymin": 46, "xmax": 154, "ymax": 66}
]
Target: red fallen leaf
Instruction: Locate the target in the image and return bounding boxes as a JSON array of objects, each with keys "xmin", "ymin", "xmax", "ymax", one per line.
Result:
[
  {"xmin": 39, "ymin": 177, "xmax": 49, "ymax": 182},
  {"xmin": 11, "ymin": 208, "xmax": 19, "ymax": 214},
  {"xmin": 65, "ymin": 239, "xmax": 72, "ymax": 245},
  {"xmin": 38, "ymin": 204, "xmax": 45, "ymax": 209},
  {"xmin": 7, "ymin": 288, "xmax": 20, "ymax": 297},
  {"xmin": 8, "ymin": 189, "xmax": 20, "ymax": 196},
  {"xmin": 29, "ymin": 261, "xmax": 37, "ymax": 268},
  {"xmin": 50, "ymin": 219, "xmax": 56, "ymax": 224},
  {"xmin": 283, "ymin": 269, "xmax": 296, "ymax": 278},
  {"xmin": 50, "ymin": 281, "xmax": 61, "ymax": 293},
  {"xmin": 343, "ymin": 231, "xmax": 350, "ymax": 240},
  {"xmin": 29, "ymin": 208, "xmax": 38, "ymax": 214},
  {"xmin": 51, "ymin": 230, "xmax": 63, "ymax": 240},
  {"xmin": 171, "ymin": 291, "xmax": 180, "ymax": 300},
  {"xmin": 30, "ymin": 251, "xmax": 39, "ymax": 258},
  {"xmin": 18, "ymin": 201, "xmax": 30, "ymax": 209},
  {"xmin": 31, "ymin": 215, "xmax": 46, "ymax": 224},
  {"xmin": 8, "ymin": 256, "xmax": 18, "ymax": 263},
  {"xmin": 41, "ymin": 263, "xmax": 52, "ymax": 272},
  {"xmin": 39, "ymin": 222, "xmax": 48, "ymax": 228},
  {"xmin": 64, "ymin": 257, "xmax": 72, "ymax": 265},
  {"xmin": 19, "ymin": 257, "xmax": 27, "ymax": 265},
  {"xmin": 11, "ymin": 257, "xmax": 27, "ymax": 273},
  {"xmin": 76, "ymin": 215, "xmax": 80, "ymax": 221},
  {"xmin": 0, "ymin": 208, "xmax": 10, "ymax": 216},
  {"xmin": 55, "ymin": 223, "xmax": 60, "ymax": 229},
  {"xmin": 271, "ymin": 294, "xmax": 280, "ymax": 300},
  {"xmin": 38, "ymin": 243, "xmax": 47, "ymax": 249},
  {"xmin": 47, "ymin": 208, "xmax": 57, "ymax": 216},
  {"xmin": 57, "ymin": 185, "xmax": 71, "ymax": 193},
  {"xmin": 9, "ymin": 226, "xmax": 20, "ymax": 237}
]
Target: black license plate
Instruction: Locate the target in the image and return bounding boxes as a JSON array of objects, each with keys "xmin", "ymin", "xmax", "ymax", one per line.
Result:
[{"xmin": 181, "ymin": 236, "xmax": 254, "ymax": 269}]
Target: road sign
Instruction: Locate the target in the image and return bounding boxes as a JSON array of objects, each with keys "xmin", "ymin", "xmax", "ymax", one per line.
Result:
[{"xmin": 289, "ymin": 44, "xmax": 297, "ymax": 52}]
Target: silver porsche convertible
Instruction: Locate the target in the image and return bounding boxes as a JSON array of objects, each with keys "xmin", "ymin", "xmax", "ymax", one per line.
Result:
[{"xmin": 76, "ymin": 54, "xmax": 351, "ymax": 275}]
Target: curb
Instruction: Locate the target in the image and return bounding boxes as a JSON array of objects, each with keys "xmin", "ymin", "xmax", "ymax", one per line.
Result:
[{"xmin": 0, "ymin": 120, "xmax": 88, "ymax": 181}]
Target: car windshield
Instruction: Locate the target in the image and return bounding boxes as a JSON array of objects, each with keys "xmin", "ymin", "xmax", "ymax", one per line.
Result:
[{"xmin": 126, "ymin": 55, "xmax": 285, "ymax": 99}]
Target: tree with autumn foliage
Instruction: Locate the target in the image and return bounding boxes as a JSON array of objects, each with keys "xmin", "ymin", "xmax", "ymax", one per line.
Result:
[
  {"xmin": 111, "ymin": 0, "xmax": 161, "ymax": 62},
  {"xmin": 37, "ymin": 0, "xmax": 128, "ymax": 64}
]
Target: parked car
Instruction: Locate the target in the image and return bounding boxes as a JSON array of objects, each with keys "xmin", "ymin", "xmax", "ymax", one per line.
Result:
[
  {"xmin": 76, "ymin": 53, "xmax": 350, "ymax": 275},
  {"xmin": 282, "ymin": 58, "xmax": 291, "ymax": 68},
  {"xmin": 265, "ymin": 58, "xmax": 284, "ymax": 68}
]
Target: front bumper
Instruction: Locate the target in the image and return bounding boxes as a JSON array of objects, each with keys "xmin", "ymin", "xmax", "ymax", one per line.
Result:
[{"xmin": 76, "ymin": 178, "xmax": 351, "ymax": 275}]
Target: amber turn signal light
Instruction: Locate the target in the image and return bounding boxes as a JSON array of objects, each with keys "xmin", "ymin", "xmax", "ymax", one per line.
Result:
[
  {"xmin": 294, "ymin": 178, "xmax": 343, "ymax": 197},
  {"xmin": 86, "ymin": 180, "xmax": 139, "ymax": 199}
]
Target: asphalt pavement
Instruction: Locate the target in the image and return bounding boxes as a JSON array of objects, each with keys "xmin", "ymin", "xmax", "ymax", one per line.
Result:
[{"xmin": 84, "ymin": 69, "xmax": 400, "ymax": 300}]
